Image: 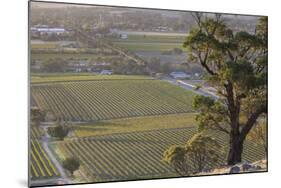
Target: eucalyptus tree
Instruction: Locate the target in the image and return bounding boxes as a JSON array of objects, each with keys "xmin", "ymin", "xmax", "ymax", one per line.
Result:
[{"xmin": 184, "ymin": 14, "xmax": 267, "ymax": 165}]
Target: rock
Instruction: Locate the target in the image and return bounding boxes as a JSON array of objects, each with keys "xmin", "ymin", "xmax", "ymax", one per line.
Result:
[
  {"xmin": 242, "ymin": 163, "xmax": 252, "ymax": 171},
  {"xmin": 196, "ymin": 159, "xmax": 267, "ymax": 176},
  {"xmin": 255, "ymin": 165, "xmax": 262, "ymax": 170},
  {"xmin": 229, "ymin": 166, "xmax": 240, "ymax": 173}
]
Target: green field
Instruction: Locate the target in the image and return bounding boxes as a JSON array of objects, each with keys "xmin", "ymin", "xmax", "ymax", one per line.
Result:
[
  {"xmin": 112, "ymin": 42, "xmax": 185, "ymax": 52},
  {"xmin": 31, "ymin": 41, "xmax": 76, "ymax": 50},
  {"xmin": 111, "ymin": 32, "xmax": 186, "ymax": 42},
  {"xmin": 31, "ymin": 43, "xmax": 59, "ymax": 50},
  {"xmin": 31, "ymin": 53, "xmax": 100, "ymax": 61},
  {"xmin": 51, "ymin": 126, "xmax": 265, "ymax": 183},
  {"xmin": 30, "ymin": 127, "xmax": 60, "ymax": 180},
  {"xmin": 31, "ymin": 74, "xmax": 153, "ymax": 84},
  {"xmin": 72, "ymin": 113, "xmax": 196, "ymax": 137},
  {"xmin": 118, "ymin": 34, "xmax": 186, "ymax": 43},
  {"xmin": 30, "ymin": 73, "xmax": 266, "ymax": 184},
  {"xmin": 109, "ymin": 33, "xmax": 187, "ymax": 52},
  {"xmin": 31, "ymin": 79, "xmax": 196, "ymax": 121}
]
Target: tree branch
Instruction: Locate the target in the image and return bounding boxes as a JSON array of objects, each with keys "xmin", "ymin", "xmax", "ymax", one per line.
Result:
[
  {"xmin": 226, "ymin": 49, "xmax": 235, "ymax": 61},
  {"xmin": 191, "ymin": 12, "xmax": 203, "ymax": 29},
  {"xmin": 240, "ymin": 105, "xmax": 267, "ymax": 141},
  {"xmin": 208, "ymin": 116, "xmax": 230, "ymax": 134},
  {"xmin": 198, "ymin": 51, "xmax": 217, "ymax": 76}
]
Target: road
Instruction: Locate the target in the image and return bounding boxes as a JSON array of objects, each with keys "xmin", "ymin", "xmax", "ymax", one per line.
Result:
[
  {"xmin": 162, "ymin": 77, "xmax": 219, "ymax": 100},
  {"xmin": 34, "ymin": 125, "xmax": 72, "ymax": 186},
  {"xmin": 30, "ymin": 177, "xmax": 70, "ymax": 187},
  {"xmin": 75, "ymin": 29, "xmax": 146, "ymax": 65}
]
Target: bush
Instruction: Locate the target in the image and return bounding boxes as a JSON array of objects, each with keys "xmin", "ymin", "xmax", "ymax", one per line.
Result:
[
  {"xmin": 47, "ymin": 124, "xmax": 70, "ymax": 140},
  {"xmin": 62, "ymin": 157, "xmax": 80, "ymax": 176},
  {"xmin": 163, "ymin": 133, "xmax": 222, "ymax": 175}
]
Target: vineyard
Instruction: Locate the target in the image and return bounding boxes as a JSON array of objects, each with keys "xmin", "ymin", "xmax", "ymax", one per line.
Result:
[
  {"xmin": 31, "ymin": 74, "xmax": 153, "ymax": 84},
  {"xmin": 31, "ymin": 80, "xmax": 196, "ymax": 121},
  {"xmin": 30, "ymin": 127, "xmax": 60, "ymax": 179},
  {"xmin": 51, "ymin": 127, "xmax": 265, "ymax": 182}
]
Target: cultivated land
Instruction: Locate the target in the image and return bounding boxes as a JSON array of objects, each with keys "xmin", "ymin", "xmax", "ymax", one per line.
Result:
[
  {"xmin": 30, "ymin": 76, "xmax": 265, "ymax": 183},
  {"xmin": 31, "ymin": 40, "xmax": 77, "ymax": 49},
  {"xmin": 111, "ymin": 42, "xmax": 185, "ymax": 52},
  {"xmin": 31, "ymin": 74, "xmax": 153, "ymax": 84},
  {"xmin": 50, "ymin": 126, "xmax": 265, "ymax": 183},
  {"xmin": 30, "ymin": 75, "xmax": 266, "ymax": 184},
  {"xmin": 31, "ymin": 53, "xmax": 102, "ymax": 61},
  {"xmin": 31, "ymin": 78, "xmax": 196, "ymax": 121},
  {"xmin": 31, "ymin": 42, "xmax": 59, "ymax": 50},
  {"xmin": 108, "ymin": 33, "xmax": 187, "ymax": 52},
  {"xmin": 30, "ymin": 35, "xmax": 266, "ymax": 184},
  {"xmin": 30, "ymin": 127, "xmax": 60, "ymax": 180}
]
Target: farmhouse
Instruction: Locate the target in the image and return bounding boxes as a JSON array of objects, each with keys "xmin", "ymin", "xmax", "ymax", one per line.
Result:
[
  {"xmin": 31, "ymin": 25, "xmax": 67, "ymax": 35},
  {"xmin": 67, "ymin": 60, "xmax": 90, "ymax": 72},
  {"xmin": 170, "ymin": 71, "xmax": 191, "ymax": 79}
]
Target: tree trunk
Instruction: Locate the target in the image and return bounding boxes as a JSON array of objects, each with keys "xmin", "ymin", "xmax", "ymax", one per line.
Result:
[{"xmin": 227, "ymin": 134, "xmax": 244, "ymax": 165}]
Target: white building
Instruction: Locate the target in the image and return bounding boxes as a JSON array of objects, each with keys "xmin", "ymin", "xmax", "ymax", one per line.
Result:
[{"xmin": 31, "ymin": 25, "xmax": 66, "ymax": 35}]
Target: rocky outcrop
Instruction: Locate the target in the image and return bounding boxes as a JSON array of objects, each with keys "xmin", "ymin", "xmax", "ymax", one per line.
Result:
[{"xmin": 197, "ymin": 160, "xmax": 267, "ymax": 175}]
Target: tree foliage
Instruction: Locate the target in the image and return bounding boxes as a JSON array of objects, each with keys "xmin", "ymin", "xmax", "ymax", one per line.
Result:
[
  {"xmin": 47, "ymin": 124, "xmax": 70, "ymax": 141},
  {"xmin": 246, "ymin": 119, "xmax": 267, "ymax": 154},
  {"xmin": 42, "ymin": 58, "xmax": 68, "ymax": 72},
  {"xmin": 185, "ymin": 133, "xmax": 222, "ymax": 173},
  {"xmin": 163, "ymin": 145, "xmax": 189, "ymax": 175},
  {"xmin": 184, "ymin": 13, "xmax": 267, "ymax": 165},
  {"xmin": 62, "ymin": 157, "xmax": 80, "ymax": 175},
  {"xmin": 31, "ymin": 107, "xmax": 45, "ymax": 127},
  {"xmin": 163, "ymin": 133, "xmax": 222, "ymax": 175}
]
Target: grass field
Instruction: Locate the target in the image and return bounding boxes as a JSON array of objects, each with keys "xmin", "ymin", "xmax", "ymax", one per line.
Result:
[
  {"xmin": 72, "ymin": 113, "xmax": 196, "ymax": 137},
  {"xmin": 31, "ymin": 43, "xmax": 59, "ymax": 50},
  {"xmin": 111, "ymin": 42, "xmax": 185, "ymax": 52},
  {"xmin": 116, "ymin": 34, "xmax": 186, "ymax": 43},
  {"xmin": 31, "ymin": 40, "xmax": 76, "ymax": 50},
  {"xmin": 30, "ymin": 127, "xmax": 60, "ymax": 179},
  {"xmin": 31, "ymin": 52, "xmax": 118, "ymax": 61},
  {"xmin": 51, "ymin": 126, "xmax": 265, "ymax": 183},
  {"xmin": 109, "ymin": 33, "xmax": 187, "ymax": 52},
  {"xmin": 31, "ymin": 79, "xmax": 196, "ymax": 121},
  {"xmin": 31, "ymin": 74, "xmax": 153, "ymax": 84},
  {"xmin": 31, "ymin": 53, "xmax": 100, "ymax": 61}
]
